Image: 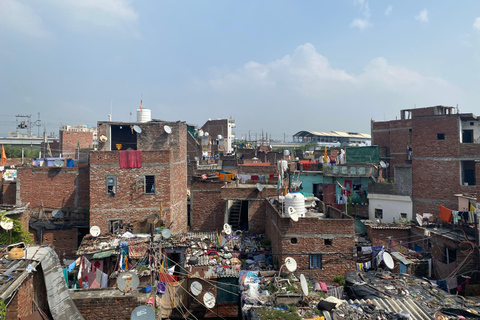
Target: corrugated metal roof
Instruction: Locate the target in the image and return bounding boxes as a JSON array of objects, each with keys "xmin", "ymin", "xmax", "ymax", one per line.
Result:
[
  {"xmin": 293, "ymin": 131, "xmax": 371, "ymax": 139},
  {"xmin": 390, "ymin": 252, "xmax": 415, "ymax": 265},
  {"xmin": 348, "ymin": 298, "xmax": 432, "ymax": 320}
]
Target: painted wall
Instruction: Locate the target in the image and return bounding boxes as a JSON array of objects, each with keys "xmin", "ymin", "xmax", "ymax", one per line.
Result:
[{"xmin": 367, "ymin": 193, "xmax": 413, "ymax": 223}]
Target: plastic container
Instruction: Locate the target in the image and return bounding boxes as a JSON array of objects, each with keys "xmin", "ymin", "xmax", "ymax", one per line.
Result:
[
  {"xmin": 141, "ymin": 283, "xmax": 152, "ymax": 293},
  {"xmin": 285, "ymin": 192, "xmax": 306, "ymax": 217},
  {"xmin": 66, "ymin": 159, "xmax": 74, "ymax": 167},
  {"xmin": 137, "ymin": 109, "xmax": 151, "ymax": 123}
]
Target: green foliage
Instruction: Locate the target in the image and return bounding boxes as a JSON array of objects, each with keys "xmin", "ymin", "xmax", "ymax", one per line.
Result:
[
  {"xmin": 333, "ymin": 274, "xmax": 346, "ymax": 286},
  {"xmin": 0, "ymin": 211, "xmax": 33, "ymax": 245},
  {"xmin": 260, "ymin": 237, "xmax": 271, "ymax": 246},
  {"xmin": 257, "ymin": 305, "xmax": 301, "ymax": 320},
  {"xmin": 0, "ymin": 299, "xmax": 6, "ymax": 319},
  {"xmin": 3, "ymin": 145, "xmax": 39, "ymax": 159}
]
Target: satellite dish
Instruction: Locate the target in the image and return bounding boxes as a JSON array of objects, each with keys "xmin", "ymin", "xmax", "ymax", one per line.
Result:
[
  {"xmin": 0, "ymin": 219, "xmax": 14, "ymax": 231},
  {"xmin": 90, "ymin": 226, "xmax": 101, "ymax": 237},
  {"xmin": 204, "ymin": 132, "xmax": 209, "ymax": 137},
  {"xmin": 54, "ymin": 159, "xmax": 64, "ymax": 167},
  {"xmin": 379, "ymin": 161, "xmax": 387, "ymax": 169},
  {"xmin": 52, "ymin": 209, "xmax": 63, "ymax": 219},
  {"xmin": 256, "ymin": 183, "xmax": 264, "ymax": 192},
  {"xmin": 383, "ymin": 252, "xmax": 394, "ymax": 270},
  {"xmin": 116, "ymin": 272, "xmax": 140, "ymax": 293},
  {"xmin": 100, "ymin": 134, "xmax": 108, "ymax": 142},
  {"xmin": 300, "ymin": 274, "xmax": 309, "ymax": 296},
  {"xmin": 288, "ymin": 207, "xmax": 299, "ymax": 222},
  {"xmin": 161, "ymin": 228, "xmax": 172, "ymax": 239},
  {"xmin": 285, "ymin": 257, "xmax": 297, "ymax": 272},
  {"xmin": 223, "ymin": 223, "xmax": 232, "ymax": 235},
  {"xmin": 217, "ymin": 135, "xmax": 223, "ymax": 140},
  {"xmin": 203, "ymin": 292, "xmax": 216, "ymax": 309},
  {"xmin": 190, "ymin": 281, "xmax": 203, "ymax": 296},
  {"xmin": 131, "ymin": 306, "xmax": 155, "ymax": 320},
  {"xmin": 133, "ymin": 125, "xmax": 142, "ymax": 133},
  {"xmin": 416, "ymin": 214, "xmax": 422, "ymax": 226},
  {"xmin": 164, "ymin": 125, "xmax": 172, "ymax": 134}
]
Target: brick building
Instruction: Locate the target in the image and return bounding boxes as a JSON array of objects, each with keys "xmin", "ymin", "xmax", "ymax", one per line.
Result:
[
  {"xmin": 90, "ymin": 120, "xmax": 188, "ymax": 235},
  {"xmin": 60, "ymin": 125, "xmax": 96, "ymax": 158},
  {"xmin": 265, "ymin": 202, "xmax": 355, "ymax": 283},
  {"xmin": 200, "ymin": 118, "xmax": 236, "ymax": 154},
  {"xmin": 371, "ymin": 105, "xmax": 480, "ymax": 216}
]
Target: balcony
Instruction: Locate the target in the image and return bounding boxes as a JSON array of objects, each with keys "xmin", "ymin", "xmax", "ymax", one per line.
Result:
[{"xmin": 323, "ymin": 164, "xmax": 378, "ymax": 178}]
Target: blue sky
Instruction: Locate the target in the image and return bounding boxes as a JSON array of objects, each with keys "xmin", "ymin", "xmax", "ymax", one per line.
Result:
[{"xmin": 1, "ymin": 0, "xmax": 480, "ymax": 140}]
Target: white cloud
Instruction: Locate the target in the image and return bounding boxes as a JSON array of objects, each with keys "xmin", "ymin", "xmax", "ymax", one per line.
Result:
[
  {"xmin": 473, "ymin": 17, "xmax": 480, "ymax": 31},
  {"xmin": 351, "ymin": 0, "xmax": 372, "ymax": 30},
  {"xmin": 49, "ymin": 0, "xmax": 140, "ymax": 38},
  {"xmin": 350, "ymin": 19, "xmax": 371, "ymax": 30},
  {"xmin": 415, "ymin": 9, "xmax": 429, "ymax": 23},
  {"xmin": 0, "ymin": 0, "xmax": 50, "ymax": 38},
  {"xmin": 197, "ymin": 43, "xmax": 461, "ymax": 134},
  {"xmin": 384, "ymin": 5, "xmax": 393, "ymax": 17}
]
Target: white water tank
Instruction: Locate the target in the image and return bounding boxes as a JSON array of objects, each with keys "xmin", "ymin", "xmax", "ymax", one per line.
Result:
[
  {"xmin": 285, "ymin": 193, "xmax": 306, "ymax": 218},
  {"xmin": 137, "ymin": 109, "xmax": 151, "ymax": 123}
]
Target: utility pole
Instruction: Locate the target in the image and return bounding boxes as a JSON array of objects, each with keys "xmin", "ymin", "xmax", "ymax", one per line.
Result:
[{"xmin": 284, "ymin": 133, "xmax": 286, "ymax": 143}]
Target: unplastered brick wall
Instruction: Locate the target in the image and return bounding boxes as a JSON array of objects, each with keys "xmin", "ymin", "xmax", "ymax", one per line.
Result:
[
  {"xmin": 16, "ymin": 166, "xmax": 90, "ymax": 210},
  {"xmin": 238, "ymin": 165, "xmax": 277, "ymax": 175},
  {"xmin": 90, "ymin": 150, "xmax": 187, "ymax": 234},
  {"xmin": 6, "ymin": 273, "xmax": 34, "ymax": 319},
  {"xmin": 265, "ymin": 202, "xmax": 355, "ymax": 283},
  {"xmin": 190, "ymin": 180, "xmax": 225, "ymax": 231},
  {"xmin": 41, "ymin": 228, "xmax": 78, "ymax": 258},
  {"xmin": 72, "ymin": 293, "xmax": 143, "ymax": 320},
  {"xmin": 60, "ymin": 130, "xmax": 94, "ymax": 157},
  {"xmin": 365, "ymin": 225, "xmax": 410, "ymax": 249},
  {"xmin": 1, "ymin": 181, "xmax": 16, "ymax": 205}
]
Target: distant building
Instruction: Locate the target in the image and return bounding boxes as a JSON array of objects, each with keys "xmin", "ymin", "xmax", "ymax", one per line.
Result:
[
  {"xmin": 371, "ymin": 105, "xmax": 480, "ymax": 216},
  {"xmin": 293, "ymin": 130, "xmax": 371, "ymax": 146},
  {"xmin": 201, "ymin": 118, "xmax": 236, "ymax": 153},
  {"xmin": 60, "ymin": 124, "xmax": 97, "ymax": 158}
]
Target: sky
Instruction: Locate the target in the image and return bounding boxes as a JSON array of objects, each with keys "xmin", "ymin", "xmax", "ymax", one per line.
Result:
[{"xmin": 1, "ymin": 1, "xmax": 480, "ymax": 141}]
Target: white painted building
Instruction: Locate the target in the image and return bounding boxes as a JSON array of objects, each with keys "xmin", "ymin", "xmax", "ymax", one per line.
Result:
[{"xmin": 368, "ymin": 193, "xmax": 413, "ymax": 223}]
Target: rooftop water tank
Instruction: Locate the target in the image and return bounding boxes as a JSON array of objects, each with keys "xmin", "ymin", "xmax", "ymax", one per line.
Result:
[
  {"xmin": 285, "ymin": 192, "xmax": 306, "ymax": 218},
  {"xmin": 137, "ymin": 109, "xmax": 151, "ymax": 123}
]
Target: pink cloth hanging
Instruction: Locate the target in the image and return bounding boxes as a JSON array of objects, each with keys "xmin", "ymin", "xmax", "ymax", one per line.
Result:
[{"xmin": 119, "ymin": 150, "xmax": 142, "ymax": 168}]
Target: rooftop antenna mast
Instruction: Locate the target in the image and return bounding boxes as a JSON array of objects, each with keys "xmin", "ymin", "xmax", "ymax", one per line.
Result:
[
  {"xmin": 108, "ymin": 99, "xmax": 112, "ymax": 121},
  {"xmin": 15, "ymin": 114, "xmax": 32, "ymax": 137}
]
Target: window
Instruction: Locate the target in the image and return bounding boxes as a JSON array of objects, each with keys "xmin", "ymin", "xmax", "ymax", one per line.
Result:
[
  {"xmin": 324, "ymin": 239, "xmax": 332, "ymax": 246},
  {"xmin": 437, "ymin": 133, "xmax": 445, "ymax": 140},
  {"xmin": 310, "ymin": 254, "xmax": 322, "ymax": 269},
  {"xmin": 145, "ymin": 175, "xmax": 155, "ymax": 193},
  {"xmin": 462, "ymin": 130, "xmax": 474, "ymax": 143},
  {"xmin": 109, "ymin": 220, "xmax": 122, "ymax": 234},
  {"xmin": 106, "ymin": 176, "xmax": 117, "ymax": 195},
  {"xmin": 461, "ymin": 161, "xmax": 476, "ymax": 186},
  {"xmin": 291, "ymin": 238, "xmax": 298, "ymax": 244},
  {"xmin": 400, "ymin": 213, "xmax": 407, "ymax": 219},
  {"xmin": 375, "ymin": 209, "xmax": 383, "ymax": 219},
  {"xmin": 445, "ymin": 247, "xmax": 457, "ymax": 264}
]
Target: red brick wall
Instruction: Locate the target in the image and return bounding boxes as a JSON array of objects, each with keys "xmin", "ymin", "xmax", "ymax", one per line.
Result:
[
  {"xmin": 266, "ymin": 202, "xmax": 355, "ymax": 283},
  {"xmin": 16, "ymin": 166, "xmax": 90, "ymax": 210},
  {"xmin": 190, "ymin": 181, "xmax": 225, "ymax": 231},
  {"xmin": 89, "ymin": 160, "xmax": 187, "ymax": 234},
  {"xmin": 6, "ymin": 274, "xmax": 34, "ymax": 319},
  {"xmin": 1, "ymin": 181, "xmax": 16, "ymax": 205},
  {"xmin": 73, "ymin": 294, "xmax": 142, "ymax": 320},
  {"xmin": 60, "ymin": 130, "xmax": 94, "ymax": 157},
  {"xmin": 41, "ymin": 228, "xmax": 78, "ymax": 258},
  {"xmin": 365, "ymin": 225, "xmax": 410, "ymax": 249}
]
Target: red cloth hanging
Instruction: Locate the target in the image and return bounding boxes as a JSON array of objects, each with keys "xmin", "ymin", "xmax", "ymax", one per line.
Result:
[
  {"xmin": 439, "ymin": 205, "xmax": 453, "ymax": 223},
  {"xmin": 119, "ymin": 150, "xmax": 142, "ymax": 169}
]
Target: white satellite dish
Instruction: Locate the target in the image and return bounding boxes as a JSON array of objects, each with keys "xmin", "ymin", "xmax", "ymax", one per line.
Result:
[
  {"xmin": 203, "ymin": 292, "xmax": 216, "ymax": 309},
  {"xmin": 0, "ymin": 219, "xmax": 14, "ymax": 230},
  {"xmin": 300, "ymin": 274, "xmax": 309, "ymax": 296},
  {"xmin": 54, "ymin": 159, "xmax": 64, "ymax": 167},
  {"xmin": 288, "ymin": 207, "xmax": 299, "ymax": 222},
  {"xmin": 131, "ymin": 305, "xmax": 155, "ymax": 320},
  {"xmin": 223, "ymin": 223, "xmax": 232, "ymax": 235},
  {"xmin": 416, "ymin": 214, "xmax": 422, "ymax": 226},
  {"xmin": 90, "ymin": 226, "xmax": 101, "ymax": 237},
  {"xmin": 133, "ymin": 125, "xmax": 142, "ymax": 133},
  {"xmin": 161, "ymin": 228, "xmax": 172, "ymax": 239},
  {"xmin": 256, "ymin": 183, "xmax": 264, "ymax": 192},
  {"xmin": 164, "ymin": 125, "xmax": 172, "ymax": 134},
  {"xmin": 99, "ymin": 134, "xmax": 108, "ymax": 142},
  {"xmin": 379, "ymin": 161, "xmax": 387, "ymax": 169},
  {"xmin": 285, "ymin": 257, "xmax": 297, "ymax": 272},
  {"xmin": 204, "ymin": 132, "xmax": 209, "ymax": 137},
  {"xmin": 383, "ymin": 252, "xmax": 394, "ymax": 270},
  {"xmin": 190, "ymin": 281, "xmax": 203, "ymax": 296}
]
